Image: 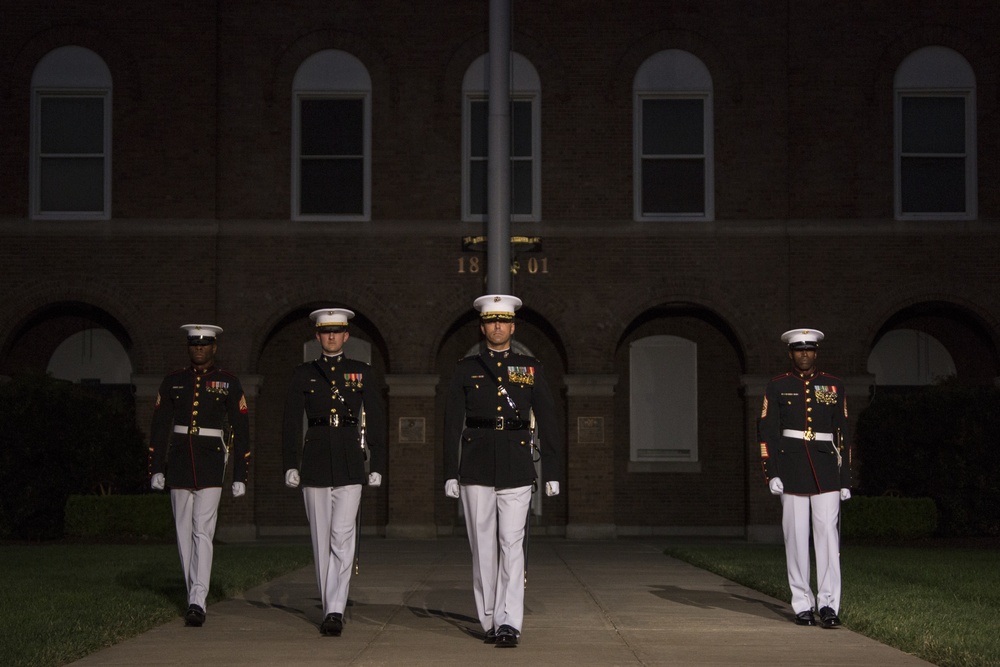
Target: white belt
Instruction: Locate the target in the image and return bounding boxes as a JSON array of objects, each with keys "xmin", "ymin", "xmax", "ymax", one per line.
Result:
[
  {"xmin": 782, "ymin": 429, "xmax": 834, "ymax": 442},
  {"xmin": 174, "ymin": 425, "xmax": 224, "ymax": 438}
]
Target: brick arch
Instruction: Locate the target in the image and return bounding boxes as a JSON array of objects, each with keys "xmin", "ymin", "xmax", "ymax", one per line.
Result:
[
  {"xmin": 0, "ymin": 279, "xmax": 149, "ymax": 374},
  {"xmin": 2, "ymin": 24, "xmax": 143, "ymax": 102},
  {"xmin": 264, "ymin": 28, "xmax": 393, "ymax": 110},
  {"xmin": 603, "ymin": 28, "xmax": 743, "ymax": 105},
  {"xmin": 615, "ymin": 297, "xmax": 752, "ymax": 371},
  {"xmin": 611, "ymin": 282, "xmax": 768, "ymax": 375},
  {"xmin": 849, "ymin": 278, "xmax": 1000, "ymax": 378},
  {"xmin": 245, "ymin": 282, "xmax": 396, "ymax": 375},
  {"xmin": 865, "ymin": 24, "xmax": 997, "ymax": 110},
  {"xmin": 429, "ymin": 283, "xmax": 570, "ymax": 372},
  {"xmin": 436, "ymin": 29, "xmax": 571, "ymax": 160}
]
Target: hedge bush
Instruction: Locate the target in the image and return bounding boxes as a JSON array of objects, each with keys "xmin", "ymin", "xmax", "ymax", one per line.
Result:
[
  {"xmin": 64, "ymin": 493, "xmax": 174, "ymax": 541},
  {"xmin": 840, "ymin": 495, "xmax": 938, "ymax": 540},
  {"xmin": 0, "ymin": 374, "xmax": 147, "ymax": 539},
  {"xmin": 856, "ymin": 382, "xmax": 1000, "ymax": 536}
]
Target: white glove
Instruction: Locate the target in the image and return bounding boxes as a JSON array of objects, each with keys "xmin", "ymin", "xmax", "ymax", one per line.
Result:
[
  {"xmin": 768, "ymin": 477, "xmax": 784, "ymax": 495},
  {"xmin": 368, "ymin": 472, "xmax": 382, "ymax": 487},
  {"xmin": 840, "ymin": 488, "xmax": 851, "ymax": 501},
  {"xmin": 285, "ymin": 468, "xmax": 300, "ymax": 488},
  {"xmin": 150, "ymin": 473, "xmax": 165, "ymax": 491},
  {"xmin": 545, "ymin": 481, "xmax": 560, "ymax": 496},
  {"xmin": 232, "ymin": 482, "xmax": 245, "ymax": 497},
  {"xmin": 444, "ymin": 478, "xmax": 460, "ymax": 498}
]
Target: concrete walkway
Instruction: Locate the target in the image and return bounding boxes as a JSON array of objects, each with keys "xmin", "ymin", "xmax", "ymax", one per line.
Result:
[{"xmin": 70, "ymin": 538, "xmax": 934, "ymax": 666}]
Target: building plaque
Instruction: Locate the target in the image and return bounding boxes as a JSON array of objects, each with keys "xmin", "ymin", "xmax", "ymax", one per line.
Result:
[
  {"xmin": 398, "ymin": 417, "xmax": 426, "ymax": 444},
  {"xmin": 577, "ymin": 416, "xmax": 604, "ymax": 444}
]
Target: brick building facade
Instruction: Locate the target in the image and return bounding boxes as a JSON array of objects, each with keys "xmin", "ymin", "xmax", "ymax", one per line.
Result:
[{"xmin": 2, "ymin": 1, "xmax": 998, "ymax": 541}]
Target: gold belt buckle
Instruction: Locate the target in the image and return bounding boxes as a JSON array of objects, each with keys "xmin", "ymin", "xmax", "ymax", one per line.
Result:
[
  {"xmin": 189, "ymin": 426, "xmax": 200, "ymax": 435},
  {"xmin": 803, "ymin": 428, "xmax": 815, "ymax": 441},
  {"xmin": 330, "ymin": 415, "xmax": 340, "ymax": 427}
]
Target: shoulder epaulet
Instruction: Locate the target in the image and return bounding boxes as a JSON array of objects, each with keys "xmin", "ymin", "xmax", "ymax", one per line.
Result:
[{"xmin": 769, "ymin": 371, "xmax": 792, "ymax": 382}]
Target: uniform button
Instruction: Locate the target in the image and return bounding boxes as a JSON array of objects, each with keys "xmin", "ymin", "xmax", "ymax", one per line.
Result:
[
  {"xmin": 192, "ymin": 410, "xmax": 199, "ymax": 416},
  {"xmin": 807, "ymin": 407, "xmax": 813, "ymax": 412},
  {"xmin": 193, "ymin": 401, "xmax": 199, "ymax": 406},
  {"xmin": 330, "ymin": 409, "xmax": 337, "ymax": 413},
  {"xmin": 806, "ymin": 398, "xmax": 812, "ymax": 402},
  {"xmin": 497, "ymin": 406, "xmax": 502, "ymax": 412}
]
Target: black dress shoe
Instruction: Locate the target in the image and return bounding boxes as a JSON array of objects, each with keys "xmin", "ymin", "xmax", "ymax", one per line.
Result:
[
  {"xmin": 320, "ymin": 612, "xmax": 344, "ymax": 636},
  {"xmin": 819, "ymin": 606, "xmax": 842, "ymax": 628},
  {"xmin": 794, "ymin": 610, "xmax": 816, "ymax": 626},
  {"xmin": 495, "ymin": 624, "xmax": 519, "ymax": 647},
  {"xmin": 184, "ymin": 604, "xmax": 206, "ymax": 627},
  {"xmin": 483, "ymin": 628, "xmax": 497, "ymax": 644}
]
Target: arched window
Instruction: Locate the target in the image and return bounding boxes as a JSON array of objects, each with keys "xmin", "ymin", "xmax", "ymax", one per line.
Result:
[
  {"xmin": 867, "ymin": 329, "xmax": 956, "ymax": 385},
  {"xmin": 629, "ymin": 335, "xmax": 698, "ymax": 462},
  {"xmin": 292, "ymin": 50, "xmax": 372, "ymax": 221},
  {"xmin": 47, "ymin": 328, "xmax": 132, "ymax": 384},
  {"xmin": 633, "ymin": 50, "xmax": 714, "ymax": 221},
  {"xmin": 462, "ymin": 52, "xmax": 541, "ymax": 222},
  {"xmin": 30, "ymin": 46, "xmax": 112, "ymax": 220},
  {"xmin": 894, "ymin": 46, "xmax": 976, "ymax": 220}
]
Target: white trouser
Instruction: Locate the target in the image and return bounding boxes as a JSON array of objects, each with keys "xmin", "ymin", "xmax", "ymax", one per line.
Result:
[
  {"xmin": 460, "ymin": 484, "xmax": 532, "ymax": 633},
  {"xmin": 302, "ymin": 485, "xmax": 362, "ymax": 615},
  {"xmin": 781, "ymin": 491, "xmax": 842, "ymax": 614},
  {"xmin": 170, "ymin": 487, "xmax": 222, "ymax": 609}
]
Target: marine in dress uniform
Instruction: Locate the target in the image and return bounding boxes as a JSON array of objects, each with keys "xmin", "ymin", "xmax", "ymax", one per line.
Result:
[
  {"xmin": 759, "ymin": 328, "xmax": 852, "ymax": 629},
  {"xmin": 282, "ymin": 308, "xmax": 386, "ymax": 637},
  {"xmin": 443, "ymin": 295, "xmax": 564, "ymax": 648},
  {"xmin": 148, "ymin": 324, "xmax": 251, "ymax": 627}
]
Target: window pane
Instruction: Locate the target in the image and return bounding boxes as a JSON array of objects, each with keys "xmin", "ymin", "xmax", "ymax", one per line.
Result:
[
  {"xmin": 300, "ymin": 158, "xmax": 363, "ymax": 215},
  {"xmin": 900, "ymin": 157, "xmax": 965, "ymax": 213},
  {"xmin": 630, "ymin": 336, "xmax": 698, "ymax": 462},
  {"xmin": 40, "ymin": 97, "xmax": 104, "ymax": 154},
  {"xmin": 40, "ymin": 157, "xmax": 104, "ymax": 211},
  {"xmin": 642, "ymin": 158, "xmax": 704, "ymax": 214},
  {"xmin": 469, "ymin": 160, "xmax": 487, "ymax": 215},
  {"xmin": 511, "ymin": 160, "xmax": 532, "ymax": 214},
  {"xmin": 511, "ymin": 100, "xmax": 532, "ymax": 157},
  {"xmin": 301, "ymin": 99, "xmax": 363, "ymax": 156},
  {"xmin": 470, "ymin": 101, "xmax": 488, "ymax": 157},
  {"xmin": 901, "ymin": 97, "xmax": 965, "ymax": 153},
  {"xmin": 643, "ymin": 99, "xmax": 704, "ymax": 155}
]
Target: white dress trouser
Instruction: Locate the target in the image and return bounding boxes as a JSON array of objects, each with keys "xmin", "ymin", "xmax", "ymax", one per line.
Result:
[
  {"xmin": 460, "ymin": 484, "xmax": 532, "ymax": 633},
  {"xmin": 781, "ymin": 491, "xmax": 842, "ymax": 614},
  {"xmin": 302, "ymin": 485, "xmax": 362, "ymax": 615},
  {"xmin": 170, "ymin": 487, "xmax": 222, "ymax": 609}
]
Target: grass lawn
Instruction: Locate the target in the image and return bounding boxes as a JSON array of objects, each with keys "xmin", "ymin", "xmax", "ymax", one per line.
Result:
[
  {"xmin": 665, "ymin": 542, "xmax": 1000, "ymax": 667},
  {"xmin": 0, "ymin": 542, "xmax": 313, "ymax": 667},
  {"xmin": 3, "ymin": 539, "xmax": 997, "ymax": 667}
]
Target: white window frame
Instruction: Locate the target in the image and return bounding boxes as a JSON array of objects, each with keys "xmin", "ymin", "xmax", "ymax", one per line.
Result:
[
  {"xmin": 291, "ymin": 50, "xmax": 372, "ymax": 222},
  {"xmin": 894, "ymin": 46, "xmax": 977, "ymax": 221},
  {"xmin": 461, "ymin": 52, "xmax": 541, "ymax": 222},
  {"xmin": 30, "ymin": 46, "xmax": 112, "ymax": 220},
  {"xmin": 633, "ymin": 50, "xmax": 714, "ymax": 222},
  {"xmin": 629, "ymin": 335, "xmax": 698, "ymax": 463}
]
